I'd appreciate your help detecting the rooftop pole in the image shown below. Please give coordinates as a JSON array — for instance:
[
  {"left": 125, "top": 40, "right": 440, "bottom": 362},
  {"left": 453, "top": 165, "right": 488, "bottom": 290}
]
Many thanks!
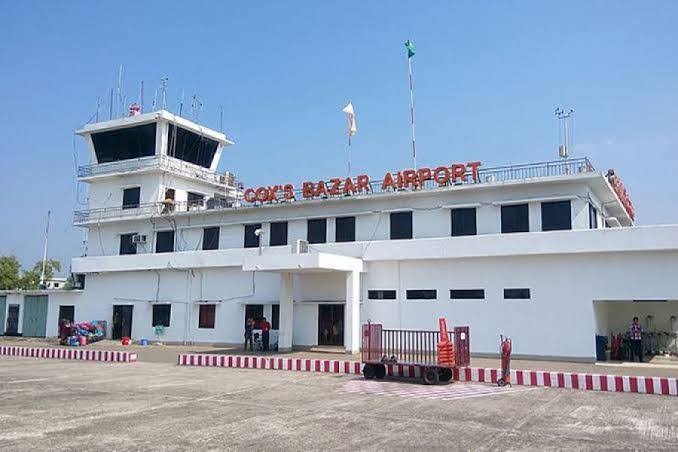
[
  {"left": 405, "top": 40, "right": 417, "bottom": 169},
  {"left": 39, "top": 210, "right": 51, "bottom": 289}
]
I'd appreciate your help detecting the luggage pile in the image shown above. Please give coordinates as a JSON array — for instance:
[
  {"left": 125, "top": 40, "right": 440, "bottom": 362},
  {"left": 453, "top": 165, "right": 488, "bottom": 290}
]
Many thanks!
[{"left": 59, "top": 320, "right": 107, "bottom": 346}]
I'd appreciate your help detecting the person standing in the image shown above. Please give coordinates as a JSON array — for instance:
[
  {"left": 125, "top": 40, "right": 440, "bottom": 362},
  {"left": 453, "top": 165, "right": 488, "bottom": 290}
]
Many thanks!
[
  {"left": 261, "top": 317, "right": 271, "bottom": 352},
  {"left": 628, "top": 316, "right": 643, "bottom": 362},
  {"left": 244, "top": 318, "right": 254, "bottom": 351}
]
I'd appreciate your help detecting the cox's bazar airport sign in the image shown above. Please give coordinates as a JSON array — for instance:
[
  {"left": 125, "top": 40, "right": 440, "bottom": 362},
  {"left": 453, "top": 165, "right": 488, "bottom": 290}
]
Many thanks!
[{"left": 244, "top": 161, "right": 482, "bottom": 203}]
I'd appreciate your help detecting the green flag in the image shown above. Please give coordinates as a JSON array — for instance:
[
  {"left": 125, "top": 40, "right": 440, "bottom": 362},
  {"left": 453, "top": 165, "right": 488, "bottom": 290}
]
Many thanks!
[{"left": 405, "top": 40, "right": 415, "bottom": 58}]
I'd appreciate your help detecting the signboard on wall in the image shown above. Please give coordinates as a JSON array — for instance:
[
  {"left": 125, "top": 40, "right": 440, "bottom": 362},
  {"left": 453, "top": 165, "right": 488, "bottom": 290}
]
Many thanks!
[{"left": 243, "top": 161, "right": 482, "bottom": 204}]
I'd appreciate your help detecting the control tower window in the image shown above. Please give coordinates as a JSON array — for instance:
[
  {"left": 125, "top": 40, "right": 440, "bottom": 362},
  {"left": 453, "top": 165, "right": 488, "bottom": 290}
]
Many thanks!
[
  {"left": 122, "top": 187, "right": 140, "bottom": 209},
  {"left": 167, "top": 124, "right": 218, "bottom": 168},
  {"left": 91, "top": 123, "right": 156, "bottom": 163}
]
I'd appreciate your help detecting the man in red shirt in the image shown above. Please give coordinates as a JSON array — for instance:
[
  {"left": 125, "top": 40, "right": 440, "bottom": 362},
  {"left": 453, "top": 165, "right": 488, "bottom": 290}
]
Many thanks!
[{"left": 261, "top": 317, "right": 271, "bottom": 352}]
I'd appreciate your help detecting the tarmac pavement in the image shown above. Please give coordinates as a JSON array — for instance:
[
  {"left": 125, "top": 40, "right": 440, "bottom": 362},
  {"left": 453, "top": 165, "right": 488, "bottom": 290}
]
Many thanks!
[{"left": 0, "top": 356, "right": 676, "bottom": 450}]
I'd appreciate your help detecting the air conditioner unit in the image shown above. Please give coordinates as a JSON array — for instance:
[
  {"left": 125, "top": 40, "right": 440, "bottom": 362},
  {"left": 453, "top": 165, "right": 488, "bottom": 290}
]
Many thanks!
[
  {"left": 294, "top": 239, "right": 309, "bottom": 254},
  {"left": 132, "top": 234, "right": 147, "bottom": 244}
]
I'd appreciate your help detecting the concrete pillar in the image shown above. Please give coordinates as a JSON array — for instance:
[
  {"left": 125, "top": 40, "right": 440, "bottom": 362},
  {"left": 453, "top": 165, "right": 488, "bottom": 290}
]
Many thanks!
[
  {"left": 344, "top": 270, "right": 361, "bottom": 354},
  {"left": 278, "top": 272, "right": 294, "bottom": 352}
]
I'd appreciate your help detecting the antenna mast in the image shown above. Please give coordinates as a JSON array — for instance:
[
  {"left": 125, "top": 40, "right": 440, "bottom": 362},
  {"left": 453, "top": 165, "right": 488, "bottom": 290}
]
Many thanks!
[
  {"left": 39, "top": 210, "right": 51, "bottom": 289},
  {"left": 160, "top": 76, "right": 169, "bottom": 110},
  {"left": 555, "top": 107, "right": 574, "bottom": 159},
  {"left": 117, "top": 65, "right": 124, "bottom": 118}
]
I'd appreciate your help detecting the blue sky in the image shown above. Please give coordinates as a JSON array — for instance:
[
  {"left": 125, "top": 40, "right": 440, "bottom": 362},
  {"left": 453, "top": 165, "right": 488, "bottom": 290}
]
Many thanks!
[{"left": 1, "top": 1, "right": 677, "bottom": 274}]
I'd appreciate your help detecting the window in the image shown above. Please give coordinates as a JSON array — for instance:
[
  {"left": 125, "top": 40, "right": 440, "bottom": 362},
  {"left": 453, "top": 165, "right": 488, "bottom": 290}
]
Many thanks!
[
  {"left": 187, "top": 192, "right": 205, "bottom": 209},
  {"left": 271, "top": 304, "right": 280, "bottom": 330},
  {"left": 270, "top": 221, "right": 288, "bottom": 246},
  {"left": 244, "top": 223, "right": 261, "bottom": 248},
  {"left": 390, "top": 211, "right": 413, "bottom": 240},
  {"left": 450, "top": 289, "right": 485, "bottom": 300},
  {"left": 406, "top": 289, "right": 437, "bottom": 300},
  {"left": 541, "top": 200, "right": 571, "bottom": 231},
  {"left": 245, "top": 304, "right": 264, "bottom": 326},
  {"left": 501, "top": 204, "right": 529, "bottom": 233},
  {"left": 152, "top": 304, "right": 171, "bottom": 327},
  {"left": 368, "top": 290, "right": 397, "bottom": 300},
  {"left": 198, "top": 304, "right": 216, "bottom": 329},
  {"left": 122, "top": 187, "right": 140, "bottom": 209},
  {"left": 504, "top": 288, "right": 531, "bottom": 299},
  {"left": 203, "top": 227, "right": 220, "bottom": 250},
  {"left": 119, "top": 233, "right": 137, "bottom": 255},
  {"left": 167, "top": 124, "right": 219, "bottom": 168},
  {"left": 307, "top": 218, "right": 327, "bottom": 244},
  {"left": 451, "top": 208, "right": 477, "bottom": 236},
  {"left": 92, "top": 123, "right": 156, "bottom": 163},
  {"left": 589, "top": 203, "right": 598, "bottom": 229},
  {"left": 155, "top": 230, "right": 175, "bottom": 253},
  {"left": 335, "top": 216, "right": 356, "bottom": 242}
]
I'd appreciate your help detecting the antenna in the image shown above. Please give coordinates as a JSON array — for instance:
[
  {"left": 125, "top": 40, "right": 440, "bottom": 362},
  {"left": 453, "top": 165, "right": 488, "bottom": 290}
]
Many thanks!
[
  {"left": 95, "top": 97, "right": 100, "bottom": 123},
  {"left": 160, "top": 76, "right": 169, "bottom": 110},
  {"left": 39, "top": 210, "right": 51, "bottom": 289},
  {"left": 117, "top": 65, "right": 124, "bottom": 118},
  {"left": 219, "top": 105, "right": 224, "bottom": 132},
  {"left": 109, "top": 88, "right": 114, "bottom": 120},
  {"left": 555, "top": 107, "right": 574, "bottom": 159},
  {"left": 140, "top": 80, "right": 144, "bottom": 113},
  {"left": 179, "top": 89, "right": 185, "bottom": 116},
  {"left": 191, "top": 94, "right": 203, "bottom": 121}
]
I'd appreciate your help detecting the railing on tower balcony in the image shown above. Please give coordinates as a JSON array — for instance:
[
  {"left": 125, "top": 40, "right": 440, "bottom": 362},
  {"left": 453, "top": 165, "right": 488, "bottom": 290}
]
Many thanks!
[
  {"left": 72, "top": 158, "right": 594, "bottom": 225},
  {"left": 77, "top": 155, "right": 236, "bottom": 187}
]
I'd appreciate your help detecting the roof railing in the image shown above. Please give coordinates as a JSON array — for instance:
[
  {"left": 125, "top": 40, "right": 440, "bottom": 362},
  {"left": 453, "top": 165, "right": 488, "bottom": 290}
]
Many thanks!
[
  {"left": 73, "top": 158, "right": 595, "bottom": 225},
  {"left": 77, "top": 154, "right": 237, "bottom": 188}
]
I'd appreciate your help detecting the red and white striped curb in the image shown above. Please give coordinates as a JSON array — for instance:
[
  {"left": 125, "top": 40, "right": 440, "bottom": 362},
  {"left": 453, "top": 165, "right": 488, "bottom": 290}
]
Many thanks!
[
  {"left": 177, "top": 354, "right": 678, "bottom": 397},
  {"left": 0, "top": 345, "right": 137, "bottom": 363}
]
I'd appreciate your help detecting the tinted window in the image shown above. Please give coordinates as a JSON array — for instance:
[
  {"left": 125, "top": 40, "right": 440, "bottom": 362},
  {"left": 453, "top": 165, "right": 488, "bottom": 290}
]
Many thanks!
[
  {"left": 155, "top": 231, "right": 175, "bottom": 253},
  {"left": 390, "top": 211, "right": 413, "bottom": 240},
  {"left": 501, "top": 204, "right": 529, "bottom": 233},
  {"left": 451, "top": 208, "right": 477, "bottom": 236},
  {"left": 244, "top": 224, "right": 261, "bottom": 248},
  {"left": 152, "top": 304, "right": 171, "bottom": 327},
  {"left": 541, "top": 200, "right": 571, "bottom": 231},
  {"left": 122, "top": 187, "right": 140, "bottom": 209},
  {"left": 167, "top": 124, "right": 218, "bottom": 169},
  {"left": 270, "top": 222, "right": 288, "bottom": 246},
  {"left": 335, "top": 216, "right": 356, "bottom": 242},
  {"left": 92, "top": 123, "right": 156, "bottom": 163},
  {"left": 450, "top": 289, "right": 485, "bottom": 299},
  {"left": 504, "top": 288, "right": 531, "bottom": 299},
  {"left": 589, "top": 203, "right": 598, "bottom": 229},
  {"left": 198, "top": 305, "right": 216, "bottom": 329},
  {"left": 271, "top": 305, "right": 280, "bottom": 330},
  {"left": 119, "top": 233, "right": 137, "bottom": 255},
  {"left": 406, "top": 289, "right": 437, "bottom": 300},
  {"left": 307, "top": 218, "right": 327, "bottom": 244},
  {"left": 368, "top": 290, "right": 397, "bottom": 300},
  {"left": 187, "top": 192, "right": 205, "bottom": 208},
  {"left": 203, "top": 227, "right": 220, "bottom": 250}
]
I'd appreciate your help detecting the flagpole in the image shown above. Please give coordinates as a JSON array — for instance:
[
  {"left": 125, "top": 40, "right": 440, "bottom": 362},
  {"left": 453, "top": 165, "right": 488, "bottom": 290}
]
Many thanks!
[
  {"left": 407, "top": 54, "right": 417, "bottom": 169},
  {"left": 347, "top": 133, "right": 352, "bottom": 177}
]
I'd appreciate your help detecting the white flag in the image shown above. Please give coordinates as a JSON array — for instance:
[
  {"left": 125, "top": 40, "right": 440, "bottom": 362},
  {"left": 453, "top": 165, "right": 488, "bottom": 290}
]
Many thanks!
[{"left": 342, "top": 101, "right": 357, "bottom": 136}]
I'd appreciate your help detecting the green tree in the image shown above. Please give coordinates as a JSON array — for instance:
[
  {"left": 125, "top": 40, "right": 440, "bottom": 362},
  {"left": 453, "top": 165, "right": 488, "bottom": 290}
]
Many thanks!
[
  {"left": 19, "top": 259, "right": 62, "bottom": 290},
  {"left": 0, "top": 255, "right": 22, "bottom": 290}
]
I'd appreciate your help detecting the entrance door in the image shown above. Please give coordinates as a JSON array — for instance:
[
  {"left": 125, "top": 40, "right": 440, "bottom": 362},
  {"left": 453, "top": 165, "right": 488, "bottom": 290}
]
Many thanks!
[
  {"left": 6, "top": 304, "right": 20, "bottom": 336},
  {"left": 318, "top": 304, "right": 344, "bottom": 346},
  {"left": 22, "top": 295, "right": 48, "bottom": 337},
  {"left": 58, "top": 305, "right": 75, "bottom": 326},
  {"left": 112, "top": 305, "right": 134, "bottom": 339}
]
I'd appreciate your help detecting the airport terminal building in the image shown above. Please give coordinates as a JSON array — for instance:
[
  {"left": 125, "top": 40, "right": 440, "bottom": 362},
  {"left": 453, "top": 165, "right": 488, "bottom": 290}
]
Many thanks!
[{"left": 2, "top": 110, "right": 677, "bottom": 361}]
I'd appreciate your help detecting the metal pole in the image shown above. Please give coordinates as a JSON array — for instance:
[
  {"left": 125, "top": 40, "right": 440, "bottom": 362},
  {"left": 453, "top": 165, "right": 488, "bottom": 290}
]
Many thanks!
[
  {"left": 140, "top": 80, "right": 144, "bottom": 113},
  {"left": 109, "top": 88, "right": 113, "bottom": 120},
  {"left": 39, "top": 210, "right": 51, "bottom": 289},
  {"left": 407, "top": 56, "right": 417, "bottom": 169},
  {"left": 347, "top": 134, "right": 352, "bottom": 177}
]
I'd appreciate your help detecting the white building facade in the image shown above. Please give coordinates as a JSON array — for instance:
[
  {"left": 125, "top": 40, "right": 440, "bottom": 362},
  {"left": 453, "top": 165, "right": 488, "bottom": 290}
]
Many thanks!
[{"left": 8, "top": 110, "right": 675, "bottom": 361}]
